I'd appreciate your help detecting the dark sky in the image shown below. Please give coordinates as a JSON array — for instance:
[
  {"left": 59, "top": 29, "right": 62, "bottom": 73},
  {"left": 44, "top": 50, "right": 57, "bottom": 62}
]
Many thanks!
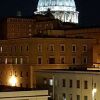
[{"left": 0, "top": 0, "right": 100, "bottom": 26}]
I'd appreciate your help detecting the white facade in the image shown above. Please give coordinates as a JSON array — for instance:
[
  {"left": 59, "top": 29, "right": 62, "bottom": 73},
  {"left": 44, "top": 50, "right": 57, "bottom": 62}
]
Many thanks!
[
  {"left": 0, "top": 90, "right": 48, "bottom": 100},
  {"left": 35, "top": 0, "right": 79, "bottom": 23},
  {"left": 36, "top": 70, "right": 100, "bottom": 100}
]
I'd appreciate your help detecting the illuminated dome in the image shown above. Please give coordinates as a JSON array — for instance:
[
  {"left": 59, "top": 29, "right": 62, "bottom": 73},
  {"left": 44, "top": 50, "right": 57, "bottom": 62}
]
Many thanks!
[{"left": 35, "top": 0, "right": 79, "bottom": 23}]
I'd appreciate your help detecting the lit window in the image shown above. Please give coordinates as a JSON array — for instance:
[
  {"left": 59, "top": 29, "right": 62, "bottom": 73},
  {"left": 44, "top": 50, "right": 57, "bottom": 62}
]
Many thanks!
[
  {"left": 72, "top": 44, "right": 76, "bottom": 52},
  {"left": 5, "top": 58, "right": 7, "bottom": 64},
  {"left": 15, "top": 58, "right": 17, "bottom": 64},
  {"left": 20, "top": 58, "right": 23, "bottom": 64},
  {"left": 0, "top": 46, "right": 2, "bottom": 53},
  {"left": 49, "top": 78, "right": 53, "bottom": 86}
]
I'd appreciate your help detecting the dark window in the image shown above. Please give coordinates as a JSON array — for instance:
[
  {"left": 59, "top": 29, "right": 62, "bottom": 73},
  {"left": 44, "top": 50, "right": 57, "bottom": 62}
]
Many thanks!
[
  {"left": 72, "top": 45, "right": 76, "bottom": 52},
  {"left": 84, "top": 96, "right": 88, "bottom": 100},
  {"left": 72, "top": 57, "right": 76, "bottom": 64},
  {"left": 20, "top": 83, "right": 23, "bottom": 87},
  {"left": 26, "top": 72, "right": 28, "bottom": 77},
  {"left": 49, "top": 44, "right": 54, "bottom": 51},
  {"left": 49, "top": 58, "right": 55, "bottom": 64},
  {"left": 84, "top": 80, "right": 88, "bottom": 89},
  {"left": 38, "top": 57, "right": 42, "bottom": 64},
  {"left": 61, "top": 57, "right": 65, "bottom": 64},
  {"left": 77, "top": 80, "right": 80, "bottom": 88},
  {"left": 83, "top": 57, "right": 87, "bottom": 64},
  {"left": 20, "top": 71, "right": 23, "bottom": 77},
  {"left": 77, "top": 95, "right": 80, "bottom": 100},
  {"left": 62, "top": 79, "right": 66, "bottom": 87},
  {"left": 69, "top": 80, "right": 73, "bottom": 88},
  {"left": 26, "top": 46, "right": 29, "bottom": 51},
  {"left": 21, "top": 46, "right": 22, "bottom": 52},
  {"left": 83, "top": 45, "right": 87, "bottom": 52},
  {"left": 61, "top": 45, "right": 65, "bottom": 52}
]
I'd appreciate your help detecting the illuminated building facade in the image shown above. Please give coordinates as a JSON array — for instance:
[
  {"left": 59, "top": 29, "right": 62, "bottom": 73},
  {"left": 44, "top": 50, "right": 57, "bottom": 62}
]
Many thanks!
[
  {"left": 35, "top": 0, "right": 79, "bottom": 23},
  {"left": 0, "top": 16, "right": 100, "bottom": 90},
  {"left": 36, "top": 69, "right": 99, "bottom": 100}
]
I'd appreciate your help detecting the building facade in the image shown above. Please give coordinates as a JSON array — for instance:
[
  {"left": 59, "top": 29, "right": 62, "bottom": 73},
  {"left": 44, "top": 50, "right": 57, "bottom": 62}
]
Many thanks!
[{"left": 36, "top": 69, "right": 99, "bottom": 100}]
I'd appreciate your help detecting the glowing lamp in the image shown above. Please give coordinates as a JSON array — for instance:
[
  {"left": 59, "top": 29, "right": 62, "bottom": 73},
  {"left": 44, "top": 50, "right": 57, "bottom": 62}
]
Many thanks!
[{"left": 9, "top": 75, "right": 17, "bottom": 86}]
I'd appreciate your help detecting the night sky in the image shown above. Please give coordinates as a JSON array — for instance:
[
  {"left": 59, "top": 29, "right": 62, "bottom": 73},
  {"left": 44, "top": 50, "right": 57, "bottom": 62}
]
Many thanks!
[{"left": 0, "top": 0, "right": 100, "bottom": 26}]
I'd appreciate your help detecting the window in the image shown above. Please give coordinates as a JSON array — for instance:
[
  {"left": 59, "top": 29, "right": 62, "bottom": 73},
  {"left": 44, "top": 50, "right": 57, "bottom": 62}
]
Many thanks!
[
  {"left": 15, "top": 58, "right": 17, "bottom": 64},
  {"left": 72, "top": 44, "right": 76, "bottom": 52},
  {"left": 84, "top": 80, "right": 88, "bottom": 89},
  {"left": 20, "top": 83, "right": 23, "bottom": 87},
  {"left": 62, "top": 79, "right": 66, "bottom": 87},
  {"left": 49, "top": 57, "right": 55, "bottom": 64},
  {"left": 94, "top": 83, "right": 96, "bottom": 88},
  {"left": 69, "top": 94, "right": 72, "bottom": 100},
  {"left": 72, "top": 57, "right": 76, "bottom": 64},
  {"left": 43, "top": 78, "right": 47, "bottom": 85},
  {"left": 38, "top": 57, "right": 42, "bottom": 64},
  {"left": 60, "top": 44, "right": 65, "bottom": 52},
  {"left": 20, "top": 72, "right": 23, "bottom": 77},
  {"left": 49, "top": 44, "right": 54, "bottom": 51},
  {"left": 77, "top": 95, "right": 80, "bottom": 100},
  {"left": 83, "top": 45, "right": 87, "bottom": 52},
  {"left": 0, "top": 58, "right": 2, "bottom": 64},
  {"left": 49, "top": 78, "right": 53, "bottom": 86},
  {"left": 26, "top": 72, "right": 28, "bottom": 77},
  {"left": 5, "top": 58, "right": 7, "bottom": 64},
  {"left": 77, "top": 80, "right": 80, "bottom": 88},
  {"left": 20, "top": 46, "right": 22, "bottom": 52},
  {"left": 38, "top": 44, "right": 42, "bottom": 52},
  {"left": 0, "top": 46, "right": 2, "bottom": 53},
  {"left": 83, "top": 57, "right": 87, "bottom": 64},
  {"left": 60, "top": 56, "right": 65, "bottom": 64},
  {"left": 62, "top": 93, "right": 66, "bottom": 100},
  {"left": 15, "top": 71, "right": 17, "bottom": 77},
  {"left": 84, "top": 96, "right": 88, "bottom": 100},
  {"left": 26, "top": 46, "right": 29, "bottom": 51},
  {"left": 69, "top": 80, "right": 73, "bottom": 88},
  {"left": 20, "top": 58, "right": 23, "bottom": 64}
]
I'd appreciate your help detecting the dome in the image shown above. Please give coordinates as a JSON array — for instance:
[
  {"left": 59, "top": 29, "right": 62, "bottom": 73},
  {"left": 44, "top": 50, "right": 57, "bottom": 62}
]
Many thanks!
[{"left": 35, "top": 0, "right": 79, "bottom": 23}]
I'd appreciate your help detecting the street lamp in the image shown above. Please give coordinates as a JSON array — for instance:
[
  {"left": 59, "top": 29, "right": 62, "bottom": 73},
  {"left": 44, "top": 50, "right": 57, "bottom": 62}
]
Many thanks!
[
  {"left": 92, "top": 88, "right": 97, "bottom": 100},
  {"left": 9, "top": 75, "right": 17, "bottom": 86}
]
